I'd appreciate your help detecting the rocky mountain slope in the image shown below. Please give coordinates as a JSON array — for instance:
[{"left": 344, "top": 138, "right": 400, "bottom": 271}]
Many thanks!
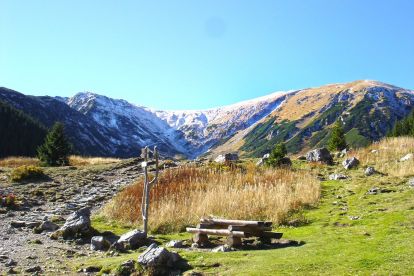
[
  {"left": 212, "top": 80, "right": 414, "bottom": 157},
  {"left": 1, "top": 80, "right": 413, "bottom": 158}
]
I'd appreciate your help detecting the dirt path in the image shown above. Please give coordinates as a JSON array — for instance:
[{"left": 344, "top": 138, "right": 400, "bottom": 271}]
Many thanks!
[{"left": 0, "top": 159, "right": 144, "bottom": 275}]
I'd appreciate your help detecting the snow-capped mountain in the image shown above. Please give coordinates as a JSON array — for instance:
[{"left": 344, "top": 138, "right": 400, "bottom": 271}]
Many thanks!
[
  {"left": 67, "top": 92, "right": 190, "bottom": 157},
  {"left": 1, "top": 80, "right": 413, "bottom": 159},
  {"left": 153, "top": 91, "right": 290, "bottom": 156}
]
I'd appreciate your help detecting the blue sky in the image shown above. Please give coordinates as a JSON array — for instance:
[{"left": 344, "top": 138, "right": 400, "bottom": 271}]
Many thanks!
[{"left": 1, "top": 1, "right": 413, "bottom": 110}]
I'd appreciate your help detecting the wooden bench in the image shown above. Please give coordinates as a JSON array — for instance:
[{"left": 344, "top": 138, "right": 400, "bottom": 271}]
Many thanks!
[{"left": 186, "top": 218, "right": 283, "bottom": 247}]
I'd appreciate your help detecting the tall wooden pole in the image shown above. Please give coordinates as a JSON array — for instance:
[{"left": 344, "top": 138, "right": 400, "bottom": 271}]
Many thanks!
[{"left": 141, "top": 146, "right": 158, "bottom": 236}]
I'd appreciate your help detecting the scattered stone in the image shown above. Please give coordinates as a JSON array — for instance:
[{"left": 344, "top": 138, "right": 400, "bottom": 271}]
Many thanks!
[
  {"left": 408, "top": 178, "right": 414, "bottom": 188},
  {"left": 115, "top": 229, "right": 147, "bottom": 249},
  {"left": 365, "top": 167, "right": 376, "bottom": 176},
  {"left": 25, "top": 221, "right": 41, "bottom": 229},
  {"left": 306, "top": 148, "right": 333, "bottom": 165},
  {"left": 342, "top": 157, "right": 359, "bottom": 170},
  {"left": 349, "top": 216, "right": 360, "bottom": 220},
  {"left": 212, "top": 244, "right": 232, "bottom": 252},
  {"left": 166, "top": 240, "right": 184, "bottom": 248},
  {"left": 10, "top": 220, "right": 26, "bottom": 228},
  {"left": 90, "top": 236, "right": 111, "bottom": 251},
  {"left": 367, "top": 187, "right": 380, "bottom": 195},
  {"left": 5, "top": 259, "right": 17, "bottom": 267},
  {"left": 400, "top": 153, "right": 413, "bottom": 162},
  {"left": 329, "top": 174, "right": 348, "bottom": 180},
  {"left": 138, "top": 243, "right": 183, "bottom": 274},
  {"left": 214, "top": 153, "right": 239, "bottom": 164},
  {"left": 59, "top": 207, "right": 91, "bottom": 238},
  {"left": 25, "top": 265, "right": 42, "bottom": 273},
  {"left": 81, "top": 266, "right": 101, "bottom": 273},
  {"left": 40, "top": 220, "right": 59, "bottom": 232}
]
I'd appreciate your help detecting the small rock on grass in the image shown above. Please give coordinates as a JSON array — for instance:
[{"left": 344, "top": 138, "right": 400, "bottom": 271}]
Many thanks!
[
  {"left": 25, "top": 265, "right": 42, "bottom": 273},
  {"left": 329, "top": 174, "right": 348, "bottom": 180},
  {"left": 342, "top": 157, "right": 359, "bottom": 170},
  {"left": 166, "top": 240, "right": 184, "bottom": 248},
  {"left": 365, "top": 167, "right": 376, "bottom": 176},
  {"left": 90, "top": 236, "right": 111, "bottom": 251}
]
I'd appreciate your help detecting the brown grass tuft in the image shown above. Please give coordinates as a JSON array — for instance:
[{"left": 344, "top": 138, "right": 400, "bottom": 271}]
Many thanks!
[
  {"left": 68, "top": 155, "right": 121, "bottom": 166},
  {"left": 102, "top": 164, "right": 320, "bottom": 233},
  {"left": 351, "top": 137, "right": 414, "bottom": 177},
  {"left": 0, "top": 157, "right": 40, "bottom": 168}
]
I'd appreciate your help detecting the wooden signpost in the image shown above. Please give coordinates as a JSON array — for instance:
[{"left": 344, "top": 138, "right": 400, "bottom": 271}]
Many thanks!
[{"left": 141, "top": 146, "right": 159, "bottom": 237}]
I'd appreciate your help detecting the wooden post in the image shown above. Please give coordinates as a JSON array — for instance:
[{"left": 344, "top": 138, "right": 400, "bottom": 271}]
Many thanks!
[{"left": 141, "top": 146, "right": 159, "bottom": 237}]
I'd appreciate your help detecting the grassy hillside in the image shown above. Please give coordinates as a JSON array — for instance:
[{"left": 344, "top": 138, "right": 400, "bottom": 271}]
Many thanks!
[
  {"left": 71, "top": 137, "right": 414, "bottom": 275},
  {"left": 214, "top": 80, "right": 414, "bottom": 157}
]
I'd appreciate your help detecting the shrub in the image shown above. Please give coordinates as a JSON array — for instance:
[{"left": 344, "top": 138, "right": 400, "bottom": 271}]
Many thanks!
[
  {"left": 265, "top": 143, "right": 288, "bottom": 167},
  {"left": 0, "top": 193, "right": 16, "bottom": 207},
  {"left": 10, "top": 165, "right": 45, "bottom": 182}
]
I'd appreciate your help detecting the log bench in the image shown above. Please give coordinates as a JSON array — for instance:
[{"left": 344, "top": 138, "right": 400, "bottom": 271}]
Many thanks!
[{"left": 186, "top": 218, "right": 283, "bottom": 247}]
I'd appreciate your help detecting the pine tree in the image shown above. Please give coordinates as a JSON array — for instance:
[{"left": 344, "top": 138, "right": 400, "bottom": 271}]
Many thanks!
[
  {"left": 37, "top": 122, "right": 72, "bottom": 166},
  {"left": 328, "top": 120, "right": 347, "bottom": 151},
  {"left": 388, "top": 110, "right": 414, "bottom": 137},
  {"left": 265, "top": 142, "right": 288, "bottom": 167}
]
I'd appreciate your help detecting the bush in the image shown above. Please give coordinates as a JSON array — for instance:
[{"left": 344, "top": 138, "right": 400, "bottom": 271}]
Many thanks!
[
  {"left": 0, "top": 193, "right": 16, "bottom": 207},
  {"left": 37, "top": 122, "right": 72, "bottom": 166},
  {"left": 265, "top": 143, "right": 288, "bottom": 167},
  {"left": 9, "top": 165, "right": 45, "bottom": 182}
]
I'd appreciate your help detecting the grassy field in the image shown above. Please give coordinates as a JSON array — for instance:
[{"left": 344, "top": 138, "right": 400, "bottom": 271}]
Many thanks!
[
  {"left": 71, "top": 137, "right": 414, "bottom": 275},
  {"left": 101, "top": 164, "right": 319, "bottom": 233}
]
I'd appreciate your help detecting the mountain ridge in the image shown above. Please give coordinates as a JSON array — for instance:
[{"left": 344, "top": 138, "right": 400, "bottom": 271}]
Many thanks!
[{"left": 0, "top": 80, "right": 413, "bottom": 159}]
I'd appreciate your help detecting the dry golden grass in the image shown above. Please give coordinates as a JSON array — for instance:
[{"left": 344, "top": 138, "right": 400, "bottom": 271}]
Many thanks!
[
  {"left": 102, "top": 163, "right": 320, "bottom": 233},
  {"left": 68, "top": 155, "right": 121, "bottom": 166},
  {"left": 0, "top": 157, "right": 40, "bottom": 168},
  {"left": 351, "top": 137, "right": 414, "bottom": 177}
]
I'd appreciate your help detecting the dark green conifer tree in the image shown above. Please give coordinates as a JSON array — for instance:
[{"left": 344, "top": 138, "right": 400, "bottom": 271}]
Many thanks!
[
  {"left": 37, "top": 122, "right": 72, "bottom": 166},
  {"left": 328, "top": 120, "right": 347, "bottom": 151},
  {"left": 265, "top": 142, "right": 288, "bottom": 167}
]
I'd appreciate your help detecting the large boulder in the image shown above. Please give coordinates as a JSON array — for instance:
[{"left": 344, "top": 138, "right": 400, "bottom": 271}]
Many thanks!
[
  {"left": 342, "top": 157, "right": 359, "bottom": 170},
  {"left": 138, "top": 243, "right": 183, "bottom": 274},
  {"left": 214, "top": 153, "right": 239, "bottom": 164},
  {"left": 306, "top": 148, "right": 333, "bottom": 165},
  {"left": 60, "top": 207, "right": 91, "bottom": 238},
  {"left": 115, "top": 229, "right": 147, "bottom": 250}
]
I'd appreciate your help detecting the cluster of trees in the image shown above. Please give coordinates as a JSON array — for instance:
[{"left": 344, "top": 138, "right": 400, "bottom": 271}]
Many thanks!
[
  {"left": 0, "top": 100, "right": 72, "bottom": 166},
  {"left": 388, "top": 110, "right": 414, "bottom": 137},
  {"left": 0, "top": 100, "right": 47, "bottom": 158}
]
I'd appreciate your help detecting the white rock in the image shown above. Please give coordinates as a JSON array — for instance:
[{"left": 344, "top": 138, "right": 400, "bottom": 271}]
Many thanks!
[{"left": 400, "top": 153, "right": 413, "bottom": 162}]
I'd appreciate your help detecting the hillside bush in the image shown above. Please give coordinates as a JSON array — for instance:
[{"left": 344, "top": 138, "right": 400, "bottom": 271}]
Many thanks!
[{"left": 10, "top": 165, "right": 45, "bottom": 182}]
